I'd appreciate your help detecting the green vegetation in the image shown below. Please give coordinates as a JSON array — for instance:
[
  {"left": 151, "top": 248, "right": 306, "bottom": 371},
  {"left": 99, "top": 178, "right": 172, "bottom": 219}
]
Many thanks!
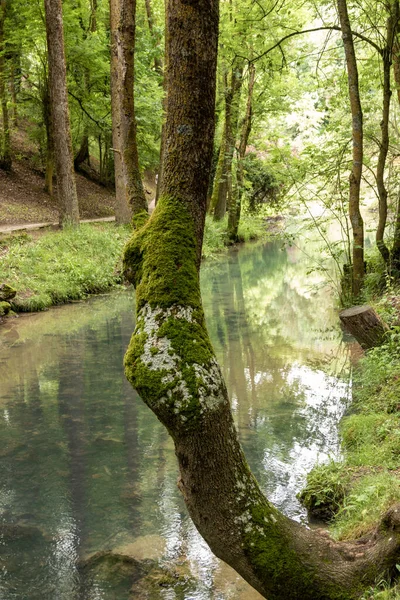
[
  {"left": 300, "top": 279, "right": 400, "bottom": 596},
  {"left": 0, "top": 213, "right": 271, "bottom": 314},
  {"left": 0, "top": 224, "right": 131, "bottom": 312}
]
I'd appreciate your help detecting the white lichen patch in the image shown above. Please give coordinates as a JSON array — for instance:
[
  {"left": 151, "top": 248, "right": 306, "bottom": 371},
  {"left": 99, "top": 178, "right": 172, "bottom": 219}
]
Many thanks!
[{"left": 136, "top": 303, "right": 225, "bottom": 421}]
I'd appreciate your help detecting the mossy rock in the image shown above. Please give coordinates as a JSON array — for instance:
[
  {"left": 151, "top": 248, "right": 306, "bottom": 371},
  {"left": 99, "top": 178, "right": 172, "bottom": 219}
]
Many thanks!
[
  {"left": 298, "top": 463, "right": 349, "bottom": 522},
  {"left": 129, "top": 562, "right": 197, "bottom": 599},
  {"left": 0, "top": 301, "right": 11, "bottom": 316},
  {"left": 0, "top": 283, "right": 16, "bottom": 301},
  {"left": 78, "top": 550, "right": 152, "bottom": 587}
]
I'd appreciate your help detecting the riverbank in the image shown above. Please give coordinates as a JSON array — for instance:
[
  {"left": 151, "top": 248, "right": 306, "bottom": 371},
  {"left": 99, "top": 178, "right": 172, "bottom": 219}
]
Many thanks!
[
  {"left": 0, "top": 213, "right": 271, "bottom": 316},
  {"left": 300, "top": 291, "right": 400, "bottom": 599}
]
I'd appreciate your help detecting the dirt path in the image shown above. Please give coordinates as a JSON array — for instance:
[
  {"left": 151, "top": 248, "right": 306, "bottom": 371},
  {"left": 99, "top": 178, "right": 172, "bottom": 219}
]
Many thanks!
[{"left": 0, "top": 216, "right": 116, "bottom": 235}]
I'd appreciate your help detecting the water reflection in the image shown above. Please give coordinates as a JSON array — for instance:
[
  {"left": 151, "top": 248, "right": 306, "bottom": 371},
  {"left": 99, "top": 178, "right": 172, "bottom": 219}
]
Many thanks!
[{"left": 0, "top": 238, "right": 350, "bottom": 599}]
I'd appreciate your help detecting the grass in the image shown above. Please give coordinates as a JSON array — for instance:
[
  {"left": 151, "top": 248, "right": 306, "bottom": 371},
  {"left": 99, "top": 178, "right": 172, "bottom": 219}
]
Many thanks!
[
  {"left": 299, "top": 272, "right": 400, "bottom": 596},
  {"left": 0, "top": 224, "right": 131, "bottom": 312},
  {"left": 0, "top": 212, "right": 271, "bottom": 313}
]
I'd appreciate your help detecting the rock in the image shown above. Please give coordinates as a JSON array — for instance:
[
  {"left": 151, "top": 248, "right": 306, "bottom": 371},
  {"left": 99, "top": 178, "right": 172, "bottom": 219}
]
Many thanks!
[
  {"left": 112, "top": 535, "right": 166, "bottom": 561},
  {"left": 0, "top": 301, "right": 11, "bottom": 316},
  {"left": 0, "top": 283, "right": 16, "bottom": 301},
  {"left": 79, "top": 550, "right": 150, "bottom": 584},
  {"left": 129, "top": 562, "right": 197, "bottom": 599}
]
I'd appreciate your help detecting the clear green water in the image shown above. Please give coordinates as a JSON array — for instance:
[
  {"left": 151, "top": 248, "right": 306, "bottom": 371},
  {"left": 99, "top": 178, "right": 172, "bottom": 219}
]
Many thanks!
[{"left": 0, "top": 239, "right": 350, "bottom": 600}]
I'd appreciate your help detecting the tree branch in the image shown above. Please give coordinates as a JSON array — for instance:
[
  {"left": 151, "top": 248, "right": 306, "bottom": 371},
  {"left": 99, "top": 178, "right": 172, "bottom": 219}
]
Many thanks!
[{"left": 247, "top": 25, "right": 382, "bottom": 64}]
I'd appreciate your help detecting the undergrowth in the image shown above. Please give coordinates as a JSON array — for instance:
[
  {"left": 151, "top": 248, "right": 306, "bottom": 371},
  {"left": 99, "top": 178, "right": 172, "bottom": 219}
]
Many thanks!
[
  {"left": 0, "top": 212, "right": 270, "bottom": 313},
  {"left": 202, "top": 213, "right": 269, "bottom": 260},
  {"left": 0, "top": 224, "right": 131, "bottom": 312}
]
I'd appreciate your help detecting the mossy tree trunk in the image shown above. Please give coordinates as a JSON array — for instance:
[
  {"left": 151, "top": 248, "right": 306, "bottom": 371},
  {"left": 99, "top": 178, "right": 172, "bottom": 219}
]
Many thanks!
[
  {"left": 337, "top": 0, "right": 364, "bottom": 298},
  {"left": 44, "top": 0, "right": 80, "bottom": 227},
  {"left": 123, "top": 1, "right": 400, "bottom": 598},
  {"left": 110, "top": 0, "right": 148, "bottom": 224}
]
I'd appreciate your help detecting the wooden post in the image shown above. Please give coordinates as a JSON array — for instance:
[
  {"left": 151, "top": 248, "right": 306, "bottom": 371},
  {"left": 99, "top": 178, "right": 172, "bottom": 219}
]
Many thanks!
[{"left": 339, "top": 305, "right": 389, "bottom": 350}]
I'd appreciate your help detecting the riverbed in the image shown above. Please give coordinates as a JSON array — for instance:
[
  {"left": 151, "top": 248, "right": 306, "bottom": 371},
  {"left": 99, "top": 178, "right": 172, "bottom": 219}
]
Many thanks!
[{"left": 0, "top": 238, "right": 351, "bottom": 599}]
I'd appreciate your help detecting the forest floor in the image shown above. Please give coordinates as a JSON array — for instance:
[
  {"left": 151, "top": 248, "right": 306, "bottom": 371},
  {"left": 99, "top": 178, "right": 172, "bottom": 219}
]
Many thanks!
[{"left": 0, "top": 122, "right": 156, "bottom": 228}]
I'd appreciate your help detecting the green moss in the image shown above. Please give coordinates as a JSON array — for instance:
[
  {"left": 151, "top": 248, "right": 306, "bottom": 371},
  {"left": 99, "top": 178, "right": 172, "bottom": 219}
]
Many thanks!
[
  {"left": 0, "top": 301, "right": 11, "bottom": 316},
  {"left": 123, "top": 195, "right": 201, "bottom": 311}
]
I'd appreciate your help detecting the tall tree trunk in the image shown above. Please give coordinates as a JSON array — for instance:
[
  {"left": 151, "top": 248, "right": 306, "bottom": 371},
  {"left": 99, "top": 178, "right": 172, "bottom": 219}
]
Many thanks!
[
  {"left": 123, "top": 1, "right": 400, "bottom": 598},
  {"left": 144, "top": 0, "right": 163, "bottom": 74},
  {"left": 211, "top": 61, "right": 244, "bottom": 221},
  {"left": 228, "top": 63, "right": 255, "bottom": 243},
  {"left": 9, "top": 52, "right": 18, "bottom": 127},
  {"left": 337, "top": 0, "right": 364, "bottom": 298},
  {"left": 155, "top": 3, "right": 168, "bottom": 206},
  {"left": 43, "top": 80, "right": 54, "bottom": 197},
  {"left": 110, "top": 0, "right": 148, "bottom": 224},
  {"left": 391, "top": 28, "right": 400, "bottom": 271},
  {"left": 376, "top": 4, "right": 398, "bottom": 265},
  {"left": 0, "top": 0, "right": 11, "bottom": 171},
  {"left": 74, "top": 0, "right": 98, "bottom": 171},
  {"left": 44, "top": 0, "right": 80, "bottom": 227}
]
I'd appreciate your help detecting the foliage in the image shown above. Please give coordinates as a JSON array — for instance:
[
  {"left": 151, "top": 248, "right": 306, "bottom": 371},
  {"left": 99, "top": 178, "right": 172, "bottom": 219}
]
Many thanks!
[
  {"left": 242, "top": 153, "right": 281, "bottom": 213},
  {"left": 202, "top": 212, "right": 271, "bottom": 260},
  {"left": 298, "top": 461, "right": 349, "bottom": 521}
]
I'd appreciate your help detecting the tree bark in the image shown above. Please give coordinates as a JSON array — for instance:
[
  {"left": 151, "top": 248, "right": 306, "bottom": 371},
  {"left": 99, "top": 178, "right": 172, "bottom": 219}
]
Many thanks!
[
  {"left": 340, "top": 305, "right": 389, "bottom": 349},
  {"left": 44, "top": 0, "right": 80, "bottom": 227},
  {"left": 228, "top": 63, "right": 255, "bottom": 243},
  {"left": 337, "top": 0, "right": 364, "bottom": 298},
  {"left": 123, "top": 1, "right": 400, "bottom": 598},
  {"left": 211, "top": 61, "right": 244, "bottom": 221},
  {"left": 376, "top": 3, "right": 399, "bottom": 265},
  {"left": 43, "top": 80, "right": 54, "bottom": 197},
  {"left": 0, "top": 0, "right": 11, "bottom": 171},
  {"left": 389, "top": 16, "right": 400, "bottom": 272},
  {"left": 110, "top": 0, "right": 148, "bottom": 224},
  {"left": 144, "top": 0, "right": 163, "bottom": 74}
]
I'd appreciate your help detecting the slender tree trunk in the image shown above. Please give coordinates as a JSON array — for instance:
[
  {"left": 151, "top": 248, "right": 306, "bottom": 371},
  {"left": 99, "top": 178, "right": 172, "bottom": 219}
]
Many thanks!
[
  {"left": 376, "top": 4, "right": 398, "bottom": 265},
  {"left": 212, "top": 61, "right": 244, "bottom": 221},
  {"left": 144, "top": 0, "right": 163, "bottom": 74},
  {"left": 155, "top": 3, "right": 168, "bottom": 206},
  {"left": 44, "top": 0, "right": 80, "bottom": 227},
  {"left": 337, "top": 0, "right": 364, "bottom": 297},
  {"left": 228, "top": 63, "right": 255, "bottom": 243},
  {"left": 392, "top": 32, "right": 400, "bottom": 271},
  {"left": 9, "top": 54, "right": 18, "bottom": 127},
  {"left": 0, "top": 0, "right": 11, "bottom": 171},
  {"left": 43, "top": 80, "right": 54, "bottom": 197},
  {"left": 110, "top": 0, "right": 148, "bottom": 224},
  {"left": 123, "top": 1, "right": 400, "bottom": 598}
]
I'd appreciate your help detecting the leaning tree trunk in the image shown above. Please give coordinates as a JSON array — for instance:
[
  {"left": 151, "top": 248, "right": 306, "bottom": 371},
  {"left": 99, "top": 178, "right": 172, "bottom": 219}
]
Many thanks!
[
  {"left": 110, "top": 0, "right": 148, "bottom": 224},
  {"left": 44, "top": 0, "right": 79, "bottom": 227},
  {"left": 337, "top": 0, "right": 364, "bottom": 298},
  {"left": 123, "top": 1, "right": 400, "bottom": 599},
  {"left": 375, "top": 4, "right": 398, "bottom": 265}
]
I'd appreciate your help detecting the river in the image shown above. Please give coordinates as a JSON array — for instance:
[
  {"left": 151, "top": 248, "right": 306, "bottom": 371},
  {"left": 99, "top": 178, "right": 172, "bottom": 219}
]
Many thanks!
[{"left": 0, "top": 238, "right": 351, "bottom": 599}]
